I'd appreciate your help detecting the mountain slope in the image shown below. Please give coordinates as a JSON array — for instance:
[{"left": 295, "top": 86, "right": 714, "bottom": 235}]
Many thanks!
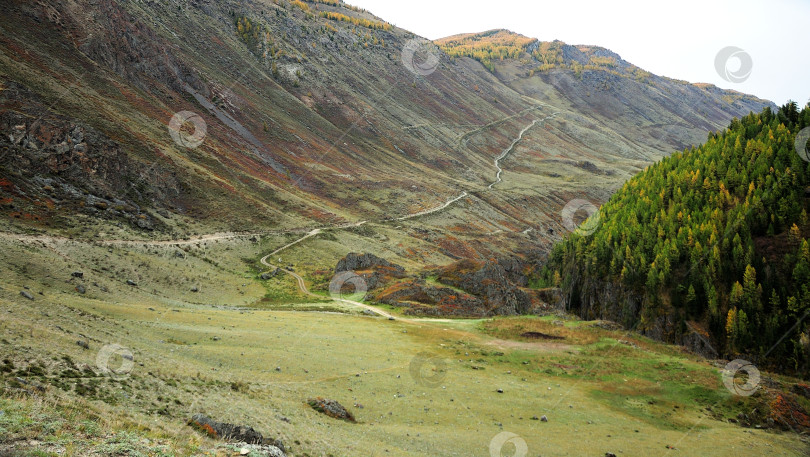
[
  {"left": 0, "top": 4, "right": 771, "bottom": 264},
  {"left": 538, "top": 102, "right": 810, "bottom": 377}
]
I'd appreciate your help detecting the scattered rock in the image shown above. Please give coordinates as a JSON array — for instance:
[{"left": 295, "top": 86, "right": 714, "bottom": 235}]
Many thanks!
[
  {"left": 224, "top": 442, "right": 285, "bottom": 457},
  {"left": 71, "top": 271, "right": 84, "bottom": 278},
  {"left": 190, "top": 286, "right": 199, "bottom": 292},
  {"left": 19, "top": 290, "right": 34, "bottom": 300},
  {"left": 75, "top": 285, "right": 86, "bottom": 294},
  {"left": 76, "top": 341, "right": 89, "bottom": 350},
  {"left": 212, "top": 337, "right": 221, "bottom": 341},
  {"left": 126, "top": 280, "right": 137, "bottom": 286},
  {"left": 307, "top": 397, "right": 355, "bottom": 422},
  {"left": 540, "top": 415, "right": 548, "bottom": 422}
]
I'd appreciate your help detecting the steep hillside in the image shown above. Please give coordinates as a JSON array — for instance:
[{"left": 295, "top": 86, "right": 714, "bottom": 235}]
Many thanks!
[
  {"left": 538, "top": 102, "right": 810, "bottom": 377},
  {"left": 0, "top": 4, "right": 770, "bottom": 264}
]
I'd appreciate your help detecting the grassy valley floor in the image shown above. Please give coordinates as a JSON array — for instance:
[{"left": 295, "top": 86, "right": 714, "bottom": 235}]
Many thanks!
[{"left": 0, "top": 234, "right": 808, "bottom": 456}]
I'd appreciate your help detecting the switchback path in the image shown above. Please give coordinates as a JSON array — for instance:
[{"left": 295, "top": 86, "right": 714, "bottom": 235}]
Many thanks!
[
  {"left": 258, "top": 114, "right": 560, "bottom": 314},
  {"left": 488, "top": 112, "right": 559, "bottom": 189}
]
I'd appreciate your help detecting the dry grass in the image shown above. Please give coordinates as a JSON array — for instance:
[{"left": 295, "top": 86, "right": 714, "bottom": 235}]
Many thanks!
[
  {"left": 483, "top": 316, "right": 602, "bottom": 345},
  {"left": 0, "top": 237, "right": 808, "bottom": 456}
]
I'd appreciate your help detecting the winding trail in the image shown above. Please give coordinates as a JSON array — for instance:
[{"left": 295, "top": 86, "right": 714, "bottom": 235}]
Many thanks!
[
  {"left": 1, "top": 110, "right": 559, "bottom": 317},
  {"left": 488, "top": 112, "right": 559, "bottom": 189},
  {"left": 258, "top": 112, "right": 561, "bottom": 314},
  {"left": 392, "top": 191, "right": 469, "bottom": 222}
]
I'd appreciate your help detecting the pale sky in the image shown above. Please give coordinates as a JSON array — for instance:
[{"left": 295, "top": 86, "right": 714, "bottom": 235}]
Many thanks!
[{"left": 346, "top": 0, "right": 809, "bottom": 106}]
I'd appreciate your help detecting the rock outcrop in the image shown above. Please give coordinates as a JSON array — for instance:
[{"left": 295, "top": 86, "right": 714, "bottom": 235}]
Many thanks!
[
  {"left": 375, "top": 279, "right": 484, "bottom": 316},
  {"left": 436, "top": 259, "right": 532, "bottom": 315},
  {"left": 375, "top": 256, "right": 543, "bottom": 317},
  {"left": 334, "top": 253, "right": 406, "bottom": 290},
  {"left": 189, "top": 414, "right": 285, "bottom": 452}
]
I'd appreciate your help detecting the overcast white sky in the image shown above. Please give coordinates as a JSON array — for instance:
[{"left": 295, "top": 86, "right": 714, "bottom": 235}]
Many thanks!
[{"left": 346, "top": 0, "right": 808, "bottom": 106}]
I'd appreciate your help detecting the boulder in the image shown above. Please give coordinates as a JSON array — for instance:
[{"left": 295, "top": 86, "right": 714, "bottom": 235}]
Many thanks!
[
  {"left": 75, "top": 284, "right": 86, "bottom": 294},
  {"left": 19, "top": 290, "right": 34, "bottom": 300},
  {"left": 307, "top": 397, "right": 355, "bottom": 422},
  {"left": 126, "top": 279, "right": 137, "bottom": 286},
  {"left": 189, "top": 414, "right": 269, "bottom": 445},
  {"left": 72, "top": 271, "right": 84, "bottom": 278}
]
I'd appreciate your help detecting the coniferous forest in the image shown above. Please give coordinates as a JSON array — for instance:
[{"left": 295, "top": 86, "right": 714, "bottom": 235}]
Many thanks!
[{"left": 540, "top": 102, "right": 810, "bottom": 377}]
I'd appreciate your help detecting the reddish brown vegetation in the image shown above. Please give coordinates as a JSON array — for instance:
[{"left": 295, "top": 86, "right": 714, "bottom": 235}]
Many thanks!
[{"left": 769, "top": 393, "right": 810, "bottom": 430}]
